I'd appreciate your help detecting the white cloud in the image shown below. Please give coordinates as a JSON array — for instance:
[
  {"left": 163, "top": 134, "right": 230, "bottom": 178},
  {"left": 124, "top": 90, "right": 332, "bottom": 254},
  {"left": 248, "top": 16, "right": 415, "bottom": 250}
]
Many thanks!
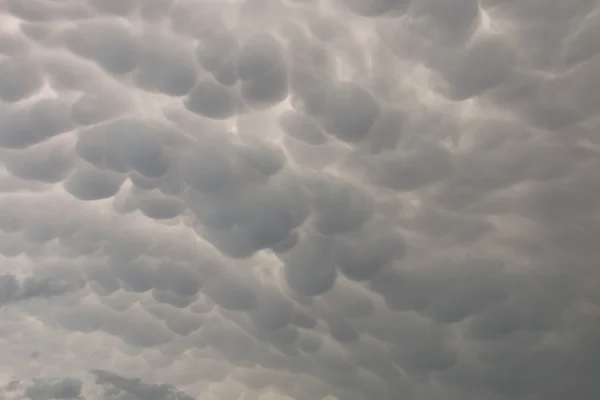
[{"left": 1, "top": 0, "right": 600, "bottom": 399}]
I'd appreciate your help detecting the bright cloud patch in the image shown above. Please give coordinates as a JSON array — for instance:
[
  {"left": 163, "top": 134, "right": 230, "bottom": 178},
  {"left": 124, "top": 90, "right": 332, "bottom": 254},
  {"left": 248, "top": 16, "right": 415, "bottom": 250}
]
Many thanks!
[{"left": 1, "top": 0, "right": 600, "bottom": 399}]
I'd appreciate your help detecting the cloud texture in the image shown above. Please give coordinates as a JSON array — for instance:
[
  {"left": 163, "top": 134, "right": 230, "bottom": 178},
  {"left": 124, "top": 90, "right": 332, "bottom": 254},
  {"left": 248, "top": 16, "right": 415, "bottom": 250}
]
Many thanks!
[{"left": 1, "top": 0, "right": 600, "bottom": 399}]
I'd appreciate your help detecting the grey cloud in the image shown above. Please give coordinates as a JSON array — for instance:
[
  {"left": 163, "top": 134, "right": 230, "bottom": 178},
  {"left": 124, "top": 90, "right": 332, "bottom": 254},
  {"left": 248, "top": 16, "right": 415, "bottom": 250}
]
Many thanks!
[
  {"left": 1, "top": 0, "right": 600, "bottom": 399},
  {"left": 138, "top": 0, "right": 172, "bottom": 22},
  {"left": 213, "top": 59, "right": 239, "bottom": 87},
  {"left": 195, "top": 31, "right": 239, "bottom": 72},
  {"left": 62, "top": 19, "right": 140, "bottom": 75},
  {"left": 435, "top": 34, "right": 517, "bottom": 101},
  {"left": 132, "top": 32, "right": 198, "bottom": 97},
  {"left": 150, "top": 288, "right": 197, "bottom": 309},
  {"left": 326, "top": 316, "right": 359, "bottom": 343},
  {"left": 93, "top": 370, "right": 196, "bottom": 400},
  {"left": 71, "top": 91, "right": 129, "bottom": 126},
  {"left": 0, "top": 30, "right": 31, "bottom": 56},
  {"left": 6, "top": 0, "right": 89, "bottom": 22},
  {"left": 64, "top": 162, "right": 125, "bottom": 201},
  {"left": 0, "top": 56, "right": 43, "bottom": 102},
  {"left": 168, "top": 0, "right": 230, "bottom": 39},
  {"left": 0, "top": 273, "right": 75, "bottom": 306},
  {"left": 184, "top": 79, "right": 239, "bottom": 120},
  {"left": 76, "top": 117, "right": 170, "bottom": 178},
  {"left": 136, "top": 190, "right": 185, "bottom": 220},
  {"left": 236, "top": 34, "right": 289, "bottom": 109},
  {"left": 87, "top": 0, "right": 135, "bottom": 16},
  {"left": 341, "top": 0, "right": 411, "bottom": 17},
  {"left": 364, "top": 106, "right": 405, "bottom": 154},
  {"left": 279, "top": 110, "right": 327, "bottom": 146},
  {"left": 236, "top": 34, "right": 284, "bottom": 82},
  {"left": 0, "top": 98, "right": 74, "bottom": 149},
  {"left": 83, "top": 262, "right": 121, "bottom": 296},
  {"left": 411, "top": 0, "right": 481, "bottom": 45},
  {"left": 320, "top": 81, "right": 381, "bottom": 143},
  {"left": 561, "top": 8, "right": 600, "bottom": 67},
  {"left": 281, "top": 231, "right": 338, "bottom": 296},
  {"left": 250, "top": 285, "right": 293, "bottom": 331},
  {"left": 240, "top": 62, "right": 288, "bottom": 109},
  {"left": 204, "top": 272, "right": 258, "bottom": 312},
  {"left": 42, "top": 54, "right": 101, "bottom": 93},
  {"left": 341, "top": 139, "right": 454, "bottom": 194},
  {"left": 201, "top": 319, "right": 257, "bottom": 365},
  {"left": 306, "top": 173, "right": 373, "bottom": 235},
  {"left": 153, "top": 262, "right": 201, "bottom": 298},
  {"left": 24, "top": 378, "right": 82, "bottom": 400},
  {"left": 144, "top": 305, "right": 202, "bottom": 337},
  {"left": 55, "top": 300, "right": 174, "bottom": 348},
  {"left": 2, "top": 138, "right": 77, "bottom": 183},
  {"left": 335, "top": 219, "right": 405, "bottom": 281},
  {"left": 108, "top": 256, "right": 157, "bottom": 294},
  {"left": 180, "top": 137, "right": 244, "bottom": 194},
  {"left": 289, "top": 66, "right": 334, "bottom": 117}
]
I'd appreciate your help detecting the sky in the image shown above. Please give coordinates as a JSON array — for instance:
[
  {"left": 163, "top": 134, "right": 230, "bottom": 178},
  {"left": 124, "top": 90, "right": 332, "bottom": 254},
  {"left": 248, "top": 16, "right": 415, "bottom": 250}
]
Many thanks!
[{"left": 0, "top": 0, "right": 599, "bottom": 399}]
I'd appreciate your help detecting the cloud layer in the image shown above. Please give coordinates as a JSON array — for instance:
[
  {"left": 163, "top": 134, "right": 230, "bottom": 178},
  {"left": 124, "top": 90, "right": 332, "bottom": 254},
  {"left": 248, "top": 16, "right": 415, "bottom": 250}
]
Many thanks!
[{"left": 1, "top": 0, "right": 600, "bottom": 399}]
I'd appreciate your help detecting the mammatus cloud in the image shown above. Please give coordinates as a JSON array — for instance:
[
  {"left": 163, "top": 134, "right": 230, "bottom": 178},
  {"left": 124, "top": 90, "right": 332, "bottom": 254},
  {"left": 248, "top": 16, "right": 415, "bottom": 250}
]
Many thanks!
[{"left": 1, "top": 0, "right": 600, "bottom": 399}]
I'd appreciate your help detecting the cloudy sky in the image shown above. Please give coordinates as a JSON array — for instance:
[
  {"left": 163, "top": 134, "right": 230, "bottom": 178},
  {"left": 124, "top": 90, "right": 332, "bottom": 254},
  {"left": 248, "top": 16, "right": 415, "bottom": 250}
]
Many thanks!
[{"left": 0, "top": 0, "right": 599, "bottom": 399}]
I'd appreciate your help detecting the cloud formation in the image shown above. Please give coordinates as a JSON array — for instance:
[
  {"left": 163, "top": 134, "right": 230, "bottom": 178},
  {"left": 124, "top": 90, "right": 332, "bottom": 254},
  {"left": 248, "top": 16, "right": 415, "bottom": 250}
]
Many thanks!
[
  {"left": 1, "top": 0, "right": 600, "bottom": 399},
  {"left": 0, "top": 273, "right": 76, "bottom": 306}
]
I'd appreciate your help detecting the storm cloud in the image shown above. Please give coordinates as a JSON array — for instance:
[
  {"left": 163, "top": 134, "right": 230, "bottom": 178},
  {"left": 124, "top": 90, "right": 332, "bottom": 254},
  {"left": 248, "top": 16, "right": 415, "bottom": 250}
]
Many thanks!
[{"left": 1, "top": 0, "right": 600, "bottom": 399}]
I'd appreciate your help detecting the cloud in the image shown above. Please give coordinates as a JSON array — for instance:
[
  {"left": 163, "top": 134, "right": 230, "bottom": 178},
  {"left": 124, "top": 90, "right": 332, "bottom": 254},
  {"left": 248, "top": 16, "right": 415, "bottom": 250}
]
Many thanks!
[
  {"left": 0, "top": 274, "right": 77, "bottom": 306},
  {"left": 92, "top": 369, "right": 197, "bottom": 400},
  {"left": 24, "top": 378, "right": 83, "bottom": 400},
  {"left": 1, "top": 0, "right": 600, "bottom": 399},
  {"left": 1, "top": 377, "right": 82, "bottom": 400}
]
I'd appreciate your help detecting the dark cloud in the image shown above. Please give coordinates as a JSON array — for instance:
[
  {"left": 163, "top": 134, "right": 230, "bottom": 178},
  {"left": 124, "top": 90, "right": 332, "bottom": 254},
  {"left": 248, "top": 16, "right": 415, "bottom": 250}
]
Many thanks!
[
  {"left": 24, "top": 378, "right": 82, "bottom": 400},
  {"left": 0, "top": 273, "right": 76, "bottom": 306},
  {"left": 93, "top": 370, "right": 197, "bottom": 400}
]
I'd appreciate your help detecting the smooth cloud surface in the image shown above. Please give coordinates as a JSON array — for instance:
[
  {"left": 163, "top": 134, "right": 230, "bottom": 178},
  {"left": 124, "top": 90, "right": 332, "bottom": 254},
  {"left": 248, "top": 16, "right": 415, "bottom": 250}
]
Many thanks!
[{"left": 1, "top": 0, "right": 600, "bottom": 399}]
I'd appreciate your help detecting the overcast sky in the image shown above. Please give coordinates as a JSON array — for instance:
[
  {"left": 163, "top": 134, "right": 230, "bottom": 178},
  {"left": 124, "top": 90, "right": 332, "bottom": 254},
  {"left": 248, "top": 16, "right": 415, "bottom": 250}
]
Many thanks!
[{"left": 1, "top": 0, "right": 600, "bottom": 399}]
